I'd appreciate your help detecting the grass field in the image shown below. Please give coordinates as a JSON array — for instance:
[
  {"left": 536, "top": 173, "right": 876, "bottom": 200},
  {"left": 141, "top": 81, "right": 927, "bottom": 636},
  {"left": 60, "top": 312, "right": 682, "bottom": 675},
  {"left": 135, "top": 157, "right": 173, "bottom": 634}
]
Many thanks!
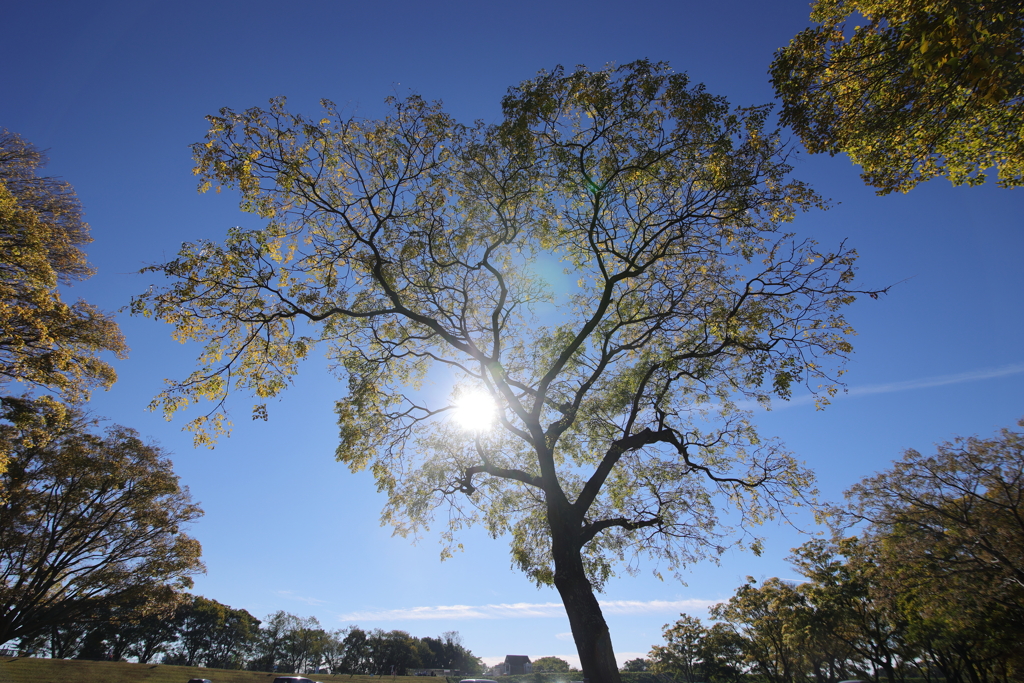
[{"left": 0, "top": 657, "right": 434, "bottom": 683}]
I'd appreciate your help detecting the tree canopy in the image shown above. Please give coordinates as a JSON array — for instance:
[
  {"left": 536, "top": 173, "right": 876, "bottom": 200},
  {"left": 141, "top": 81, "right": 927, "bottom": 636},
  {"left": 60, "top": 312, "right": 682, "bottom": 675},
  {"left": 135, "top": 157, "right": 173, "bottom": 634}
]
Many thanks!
[
  {"left": 0, "top": 130, "right": 126, "bottom": 405},
  {"left": 0, "top": 405, "right": 204, "bottom": 646},
  {"left": 533, "top": 655, "right": 571, "bottom": 672},
  {"left": 649, "top": 613, "right": 707, "bottom": 683},
  {"left": 648, "top": 614, "right": 744, "bottom": 683},
  {"left": 135, "top": 60, "right": 880, "bottom": 681},
  {"left": 643, "top": 421, "right": 1024, "bottom": 683},
  {"left": 687, "top": 534, "right": 1024, "bottom": 683},
  {"left": 841, "top": 419, "right": 1024, "bottom": 630},
  {"left": 0, "top": 130, "right": 127, "bottom": 476},
  {"left": 621, "top": 657, "right": 651, "bottom": 673},
  {"left": 770, "top": 0, "right": 1024, "bottom": 194},
  {"left": 15, "top": 597, "right": 481, "bottom": 675}
]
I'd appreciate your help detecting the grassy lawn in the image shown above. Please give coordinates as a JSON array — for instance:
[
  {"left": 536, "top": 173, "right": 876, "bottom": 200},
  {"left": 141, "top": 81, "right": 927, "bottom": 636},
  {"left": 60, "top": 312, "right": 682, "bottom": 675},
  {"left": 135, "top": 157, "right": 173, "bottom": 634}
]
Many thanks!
[{"left": 0, "top": 657, "right": 434, "bottom": 683}]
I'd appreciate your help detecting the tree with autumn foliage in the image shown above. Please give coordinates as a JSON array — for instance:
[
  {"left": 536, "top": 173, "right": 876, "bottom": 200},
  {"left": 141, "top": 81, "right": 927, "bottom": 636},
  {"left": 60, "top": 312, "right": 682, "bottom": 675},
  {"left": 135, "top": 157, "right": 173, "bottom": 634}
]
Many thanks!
[
  {"left": 0, "top": 130, "right": 127, "bottom": 476},
  {"left": 0, "top": 131, "right": 202, "bottom": 654},
  {"left": 0, "top": 405, "right": 204, "bottom": 647},
  {"left": 167, "top": 595, "right": 259, "bottom": 669},
  {"left": 649, "top": 614, "right": 745, "bottom": 683},
  {"left": 0, "top": 131, "right": 126, "bottom": 403},
  {"left": 649, "top": 613, "right": 707, "bottom": 683},
  {"left": 648, "top": 420, "right": 1024, "bottom": 683},
  {"left": 135, "top": 61, "right": 881, "bottom": 682},
  {"left": 771, "top": 0, "right": 1024, "bottom": 194},
  {"left": 841, "top": 420, "right": 1024, "bottom": 675}
]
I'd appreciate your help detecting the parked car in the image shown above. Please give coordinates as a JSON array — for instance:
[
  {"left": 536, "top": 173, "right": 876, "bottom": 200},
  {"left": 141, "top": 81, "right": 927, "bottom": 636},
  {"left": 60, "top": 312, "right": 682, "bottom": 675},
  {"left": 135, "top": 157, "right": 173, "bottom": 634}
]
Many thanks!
[
  {"left": 187, "top": 679, "right": 212, "bottom": 683},
  {"left": 272, "top": 677, "right": 321, "bottom": 683}
]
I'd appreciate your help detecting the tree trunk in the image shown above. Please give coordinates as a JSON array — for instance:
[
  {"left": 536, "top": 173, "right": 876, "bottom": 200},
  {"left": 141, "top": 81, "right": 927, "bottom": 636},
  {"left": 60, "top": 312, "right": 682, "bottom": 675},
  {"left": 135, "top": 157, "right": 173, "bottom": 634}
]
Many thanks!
[{"left": 550, "top": 513, "right": 621, "bottom": 683}]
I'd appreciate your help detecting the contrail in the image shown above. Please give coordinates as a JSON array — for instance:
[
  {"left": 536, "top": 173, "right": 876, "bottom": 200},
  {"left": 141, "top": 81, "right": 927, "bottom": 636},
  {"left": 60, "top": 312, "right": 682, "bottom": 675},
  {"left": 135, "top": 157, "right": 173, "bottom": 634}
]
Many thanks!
[{"left": 749, "top": 361, "right": 1024, "bottom": 410}]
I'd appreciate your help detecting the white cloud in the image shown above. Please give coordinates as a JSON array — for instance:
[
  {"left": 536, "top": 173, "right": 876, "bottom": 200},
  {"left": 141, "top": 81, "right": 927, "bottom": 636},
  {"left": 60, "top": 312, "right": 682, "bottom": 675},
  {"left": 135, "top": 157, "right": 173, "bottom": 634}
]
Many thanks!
[
  {"left": 276, "top": 590, "right": 328, "bottom": 607},
  {"left": 337, "top": 601, "right": 564, "bottom": 621},
  {"left": 555, "top": 632, "right": 574, "bottom": 641},
  {"left": 337, "top": 598, "right": 718, "bottom": 622}
]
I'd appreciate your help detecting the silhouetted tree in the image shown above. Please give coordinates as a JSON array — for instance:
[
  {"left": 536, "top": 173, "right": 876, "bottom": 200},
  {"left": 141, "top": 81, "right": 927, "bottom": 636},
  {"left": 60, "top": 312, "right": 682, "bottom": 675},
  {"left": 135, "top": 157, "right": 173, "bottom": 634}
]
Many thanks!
[{"left": 138, "top": 59, "right": 880, "bottom": 683}]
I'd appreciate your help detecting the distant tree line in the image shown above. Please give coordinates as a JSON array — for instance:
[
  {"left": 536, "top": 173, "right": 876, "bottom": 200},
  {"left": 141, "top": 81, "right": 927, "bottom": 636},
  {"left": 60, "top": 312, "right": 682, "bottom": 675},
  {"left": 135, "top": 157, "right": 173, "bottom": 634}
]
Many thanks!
[
  {"left": 15, "top": 594, "right": 482, "bottom": 676},
  {"left": 646, "top": 422, "right": 1024, "bottom": 683}
]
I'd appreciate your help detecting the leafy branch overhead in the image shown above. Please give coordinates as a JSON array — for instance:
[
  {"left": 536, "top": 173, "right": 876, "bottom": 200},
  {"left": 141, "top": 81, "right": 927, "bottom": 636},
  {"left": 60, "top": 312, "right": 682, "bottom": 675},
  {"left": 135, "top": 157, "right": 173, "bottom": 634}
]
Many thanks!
[
  {"left": 135, "top": 61, "right": 883, "bottom": 681},
  {"left": 771, "top": 0, "right": 1024, "bottom": 194},
  {"left": 0, "top": 131, "right": 127, "bottom": 405}
]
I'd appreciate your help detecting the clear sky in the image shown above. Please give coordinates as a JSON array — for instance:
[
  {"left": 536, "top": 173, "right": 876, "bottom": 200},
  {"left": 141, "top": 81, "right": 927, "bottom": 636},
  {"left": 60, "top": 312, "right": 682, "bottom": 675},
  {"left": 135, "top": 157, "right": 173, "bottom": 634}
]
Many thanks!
[{"left": 3, "top": 0, "right": 1022, "bottom": 670}]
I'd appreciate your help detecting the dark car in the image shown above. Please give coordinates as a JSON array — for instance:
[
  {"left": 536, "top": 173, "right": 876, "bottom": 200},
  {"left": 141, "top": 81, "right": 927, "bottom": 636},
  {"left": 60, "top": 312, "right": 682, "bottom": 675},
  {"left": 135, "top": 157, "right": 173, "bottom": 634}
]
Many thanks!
[
  {"left": 272, "top": 677, "right": 321, "bottom": 683},
  {"left": 187, "top": 679, "right": 212, "bottom": 683}
]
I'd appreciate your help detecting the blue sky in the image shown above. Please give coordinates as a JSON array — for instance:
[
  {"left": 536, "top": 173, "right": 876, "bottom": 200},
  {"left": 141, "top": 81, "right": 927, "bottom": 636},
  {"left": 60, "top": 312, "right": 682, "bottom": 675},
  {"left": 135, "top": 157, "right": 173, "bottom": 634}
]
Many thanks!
[{"left": 3, "top": 0, "right": 1022, "bottom": 670}]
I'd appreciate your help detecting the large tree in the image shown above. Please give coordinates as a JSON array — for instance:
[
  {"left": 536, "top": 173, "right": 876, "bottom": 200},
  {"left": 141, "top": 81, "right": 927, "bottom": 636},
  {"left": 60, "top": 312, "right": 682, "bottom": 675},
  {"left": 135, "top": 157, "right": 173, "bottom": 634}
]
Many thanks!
[
  {"left": 648, "top": 614, "right": 747, "bottom": 683},
  {"left": 122, "top": 593, "right": 187, "bottom": 664},
  {"left": 135, "top": 61, "right": 879, "bottom": 681},
  {"left": 839, "top": 420, "right": 1024, "bottom": 664},
  {"left": 770, "top": 0, "right": 1024, "bottom": 194},
  {"left": 366, "top": 629, "right": 422, "bottom": 676},
  {"left": 280, "top": 614, "right": 326, "bottom": 674},
  {"left": 0, "top": 404, "right": 204, "bottom": 646},
  {"left": 338, "top": 626, "right": 371, "bottom": 674},
  {"left": 249, "top": 609, "right": 295, "bottom": 671},
  {"left": 786, "top": 539, "right": 905, "bottom": 683}
]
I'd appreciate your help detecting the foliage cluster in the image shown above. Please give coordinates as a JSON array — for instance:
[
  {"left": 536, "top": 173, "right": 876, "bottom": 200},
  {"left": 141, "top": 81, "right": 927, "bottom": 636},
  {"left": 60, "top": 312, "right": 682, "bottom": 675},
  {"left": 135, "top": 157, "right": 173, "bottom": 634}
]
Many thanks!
[
  {"left": 842, "top": 419, "right": 1024, "bottom": 623},
  {"left": 532, "top": 655, "right": 572, "bottom": 673},
  {"left": 621, "top": 657, "right": 651, "bottom": 672},
  {"left": 488, "top": 673, "right": 663, "bottom": 683},
  {"left": 771, "top": 0, "right": 1024, "bottom": 193},
  {"left": 0, "top": 131, "right": 126, "bottom": 414},
  {"left": 0, "top": 131, "right": 127, "bottom": 477},
  {"left": 313, "top": 625, "right": 482, "bottom": 676}
]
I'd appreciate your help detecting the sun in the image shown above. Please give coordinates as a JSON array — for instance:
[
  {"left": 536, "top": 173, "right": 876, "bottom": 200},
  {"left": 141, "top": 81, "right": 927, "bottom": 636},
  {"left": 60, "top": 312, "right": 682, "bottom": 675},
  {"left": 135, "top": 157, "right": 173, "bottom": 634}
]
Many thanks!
[{"left": 452, "top": 388, "right": 497, "bottom": 432}]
